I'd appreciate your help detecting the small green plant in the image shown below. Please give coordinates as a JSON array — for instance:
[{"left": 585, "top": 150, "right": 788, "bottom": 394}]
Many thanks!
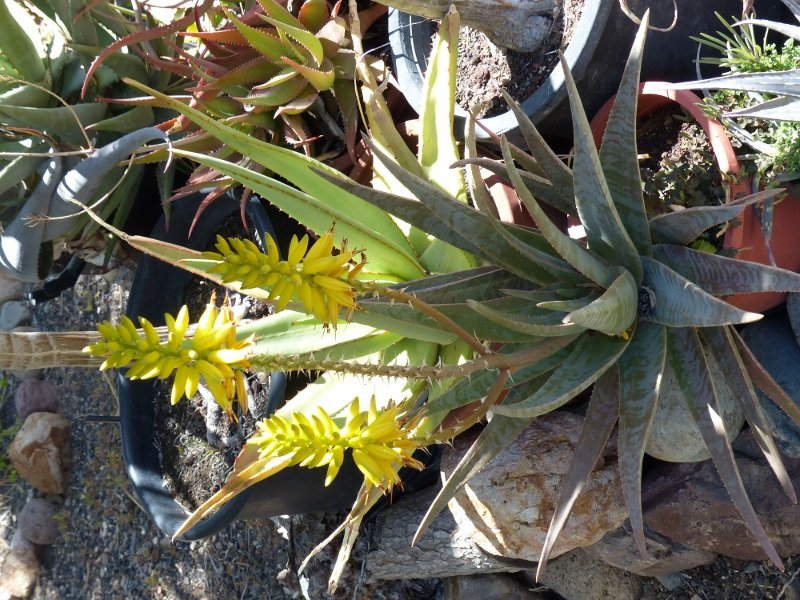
[{"left": 693, "top": 12, "right": 800, "bottom": 180}]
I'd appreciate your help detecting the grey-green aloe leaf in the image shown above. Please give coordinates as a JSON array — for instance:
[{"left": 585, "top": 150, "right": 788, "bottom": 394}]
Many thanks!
[
  {"left": 466, "top": 298, "right": 584, "bottom": 337},
  {"left": 501, "top": 139, "right": 615, "bottom": 288},
  {"left": 563, "top": 268, "right": 637, "bottom": 336},
  {"left": 413, "top": 374, "right": 549, "bottom": 546},
  {"left": 491, "top": 333, "right": 630, "bottom": 419},
  {"left": 667, "top": 327, "right": 783, "bottom": 570},
  {"left": 652, "top": 245, "right": 800, "bottom": 296},
  {"left": 618, "top": 320, "right": 666, "bottom": 558},
  {"left": 725, "top": 96, "right": 800, "bottom": 120},
  {"left": 669, "top": 70, "right": 800, "bottom": 98},
  {"left": 641, "top": 256, "right": 762, "bottom": 326},
  {"left": 701, "top": 326, "right": 796, "bottom": 503},
  {"left": 597, "top": 12, "right": 651, "bottom": 257},
  {"left": 425, "top": 337, "right": 577, "bottom": 418},
  {"left": 537, "top": 367, "right": 619, "bottom": 578},
  {"left": 560, "top": 52, "right": 642, "bottom": 283},
  {"left": 648, "top": 188, "right": 782, "bottom": 245}
]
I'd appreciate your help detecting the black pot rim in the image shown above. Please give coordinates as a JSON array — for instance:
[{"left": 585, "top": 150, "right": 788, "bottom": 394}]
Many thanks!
[{"left": 387, "top": 3, "right": 613, "bottom": 139}]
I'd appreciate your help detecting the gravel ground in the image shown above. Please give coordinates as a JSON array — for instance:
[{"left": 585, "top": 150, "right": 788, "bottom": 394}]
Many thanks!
[
  {"left": 0, "top": 264, "right": 440, "bottom": 600},
  {"left": 3, "top": 264, "right": 800, "bottom": 599}
]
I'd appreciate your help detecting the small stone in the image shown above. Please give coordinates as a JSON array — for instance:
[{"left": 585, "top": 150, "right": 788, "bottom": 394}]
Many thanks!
[
  {"left": 8, "top": 412, "right": 71, "bottom": 495},
  {"left": 0, "top": 272, "right": 26, "bottom": 304},
  {"left": 13, "top": 380, "right": 59, "bottom": 419},
  {"left": 18, "top": 498, "right": 58, "bottom": 546},
  {"left": 0, "top": 300, "right": 32, "bottom": 331},
  {"left": 0, "top": 531, "right": 40, "bottom": 599}
]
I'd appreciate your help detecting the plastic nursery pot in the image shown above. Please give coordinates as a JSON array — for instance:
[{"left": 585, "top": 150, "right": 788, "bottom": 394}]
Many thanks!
[
  {"left": 119, "top": 193, "right": 364, "bottom": 540},
  {"left": 590, "top": 82, "right": 800, "bottom": 314},
  {"left": 387, "top": 0, "right": 750, "bottom": 145}
]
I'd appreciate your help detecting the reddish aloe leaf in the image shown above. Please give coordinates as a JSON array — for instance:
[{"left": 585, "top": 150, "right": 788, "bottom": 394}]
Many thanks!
[
  {"left": 652, "top": 244, "right": 800, "bottom": 296},
  {"left": 701, "top": 326, "right": 796, "bottom": 503},
  {"left": 537, "top": 367, "right": 619, "bottom": 579},
  {"left": 731, "top": 327, "right": 800, "bottom": 429},
  {"left": 81, "top": 0, "right": 215, "bottom": 98},
  {"left": 667, "top": 327, "right": 783, "bottom": 570},
  {"left": 618, "top": 320, "right": 666, "bottom": 558}
]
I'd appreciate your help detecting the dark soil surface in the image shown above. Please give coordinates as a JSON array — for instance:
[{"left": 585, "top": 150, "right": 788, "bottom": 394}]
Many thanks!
[{"left": 455, "top": 0, "right": 583, "bottom": 118}]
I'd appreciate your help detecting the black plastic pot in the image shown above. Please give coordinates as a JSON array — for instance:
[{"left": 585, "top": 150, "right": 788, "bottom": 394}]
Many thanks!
[
  {"left": 388, "top": 0, "right": 783, "bottom": 145},
  {"left": 119, "top": 193, "right": 365, "bottom": 540}
]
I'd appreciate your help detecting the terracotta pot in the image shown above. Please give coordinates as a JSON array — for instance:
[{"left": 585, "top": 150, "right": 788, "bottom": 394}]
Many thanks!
[{"left": 590, "top": 82, "right": 800, "bottom": 314}]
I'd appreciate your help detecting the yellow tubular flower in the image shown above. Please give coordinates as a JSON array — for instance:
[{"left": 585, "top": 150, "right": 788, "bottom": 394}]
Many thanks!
[
  {"left": 248, "top": 397, "right": 425, "bottom": 491},
  {"left": 202, "top": 228, "right": 363, "bottom": 328},
  {"left": 83, "top": 301, "right": 253, "bottom": 418}
]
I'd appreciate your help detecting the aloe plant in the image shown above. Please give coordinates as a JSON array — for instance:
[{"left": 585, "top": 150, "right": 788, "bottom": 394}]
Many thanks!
[
  {"left": 0, "top": 0, "right": 182, "bottom": 279},
  {"left": 9, "top": 7, "right": 800, "bottom": 592}
]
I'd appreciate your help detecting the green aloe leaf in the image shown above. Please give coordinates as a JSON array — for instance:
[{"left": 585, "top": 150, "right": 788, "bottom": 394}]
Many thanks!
[
  {"left": 648, "top": 189, "right": 781, "bottom": 245},
  {"left": 652, "top": 245, "right": 800, "bottom": 296},
  {"left": 418, "top": 9, "right": 466, "bottom": 201},
  {"left": 618, "top": 320, "right": 666, "bottom": 558},
  {"left": 123, "top": 79, "right": 422, "bottom": 279},
  {"left": 358, "top": 296, "right": 552, "bottom": 343},
  {"left": 667, "top": 327, "right": 783, "bottom": 570},
  {"left": 260, "top": 15, "right": 324, "bottom": 66},
  {"left": 88, "top": 105, "right": 155, "bottom": 133},
  {"left": 491, "top": 332, "right": 629, "bottom": 419},
  {"left": 669, "top": 70, "right": 800, "bottom": 98},
  {"left": 0, "top": 104, "right": 107, "bottom": 146},
  {"left": 598, "top": 15, "right": 651, "bottom": 257},
  {"left": 413, "top": 375, "right": 549, "bottom": 546},
  {"left": 398, "top": 266, "right": 529, "bottom": 304},
  {"left": 701, "top": 326, "right": 796, "bottom": 502},
  {"left": 424, "top": 338, "right": 576, "bottom": 417},
  {"left": 0, "top": 0, "right": 46, "bottom": 83},
  {"left": 312, "top": 169, "right": 488, "bottom": 262},
  {"left": 560, "top": 52, "right": 643, "bottom": 283},
  {"left": 536, "top": 289, "right": 601, "bottom": 312},
  {"left": 222, "top": 7, "right": 288, "bottom": 61},
  {"left": 726, "top": 96, "right": 800, "bottom": 120},
  {"left": 641, "top": 256, "right": 762, "bottom": 326},
  {"left": 537, "top": 367, "right": 619, "bottom": 578},
  {"left": 171, "top": 150, "right": 424, "bottom": 280},
  {"left": 564, "top": 268, "right": 637, "bottom": 336}
]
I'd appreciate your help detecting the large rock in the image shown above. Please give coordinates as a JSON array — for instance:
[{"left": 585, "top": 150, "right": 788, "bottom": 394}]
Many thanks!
[
  {"left": 0, "top": 530, "right": 40, "bottom": 599},
  {"left": 0, "top": 300, "right": 32, "bottom": 331},
  {"left": 14, "top": 379, "right": 59, "bottom": 420},
  {"left": 18, "top": 498, "right": 58, "bottom": 546},
  {"left": 443, "top": 411, "right": 628, "bottom": 562},
  {"left": 645, "top": 352, "right": 745, "bottom": 463},
  {"left": 643, "top": 431, "right": 800, "bottom": 560},
  {"left": 8, "top": 412, "right": 71, "bottom": 495},
  {"left": 584, "top": 520, "right": 716, "bottom": 576}
]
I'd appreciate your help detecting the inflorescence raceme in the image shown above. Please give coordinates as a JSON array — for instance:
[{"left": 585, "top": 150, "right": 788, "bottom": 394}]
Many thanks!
[
  {"left": 203, "top": 230, "right": 364, "bottom": 327},
  {"left": 249, "top": 397, "right": 425, "bottom": 490},
  {"left": 84, "top": 302, "right": 252, "bottom": 418}
]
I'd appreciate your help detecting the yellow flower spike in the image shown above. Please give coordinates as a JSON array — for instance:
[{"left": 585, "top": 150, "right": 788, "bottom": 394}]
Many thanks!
[
  {"left": 201, "top": 227, "right": 362, "bottom": 328},
  {"left": 247, "top": 397, "right": 425, "bottom": 491}
]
